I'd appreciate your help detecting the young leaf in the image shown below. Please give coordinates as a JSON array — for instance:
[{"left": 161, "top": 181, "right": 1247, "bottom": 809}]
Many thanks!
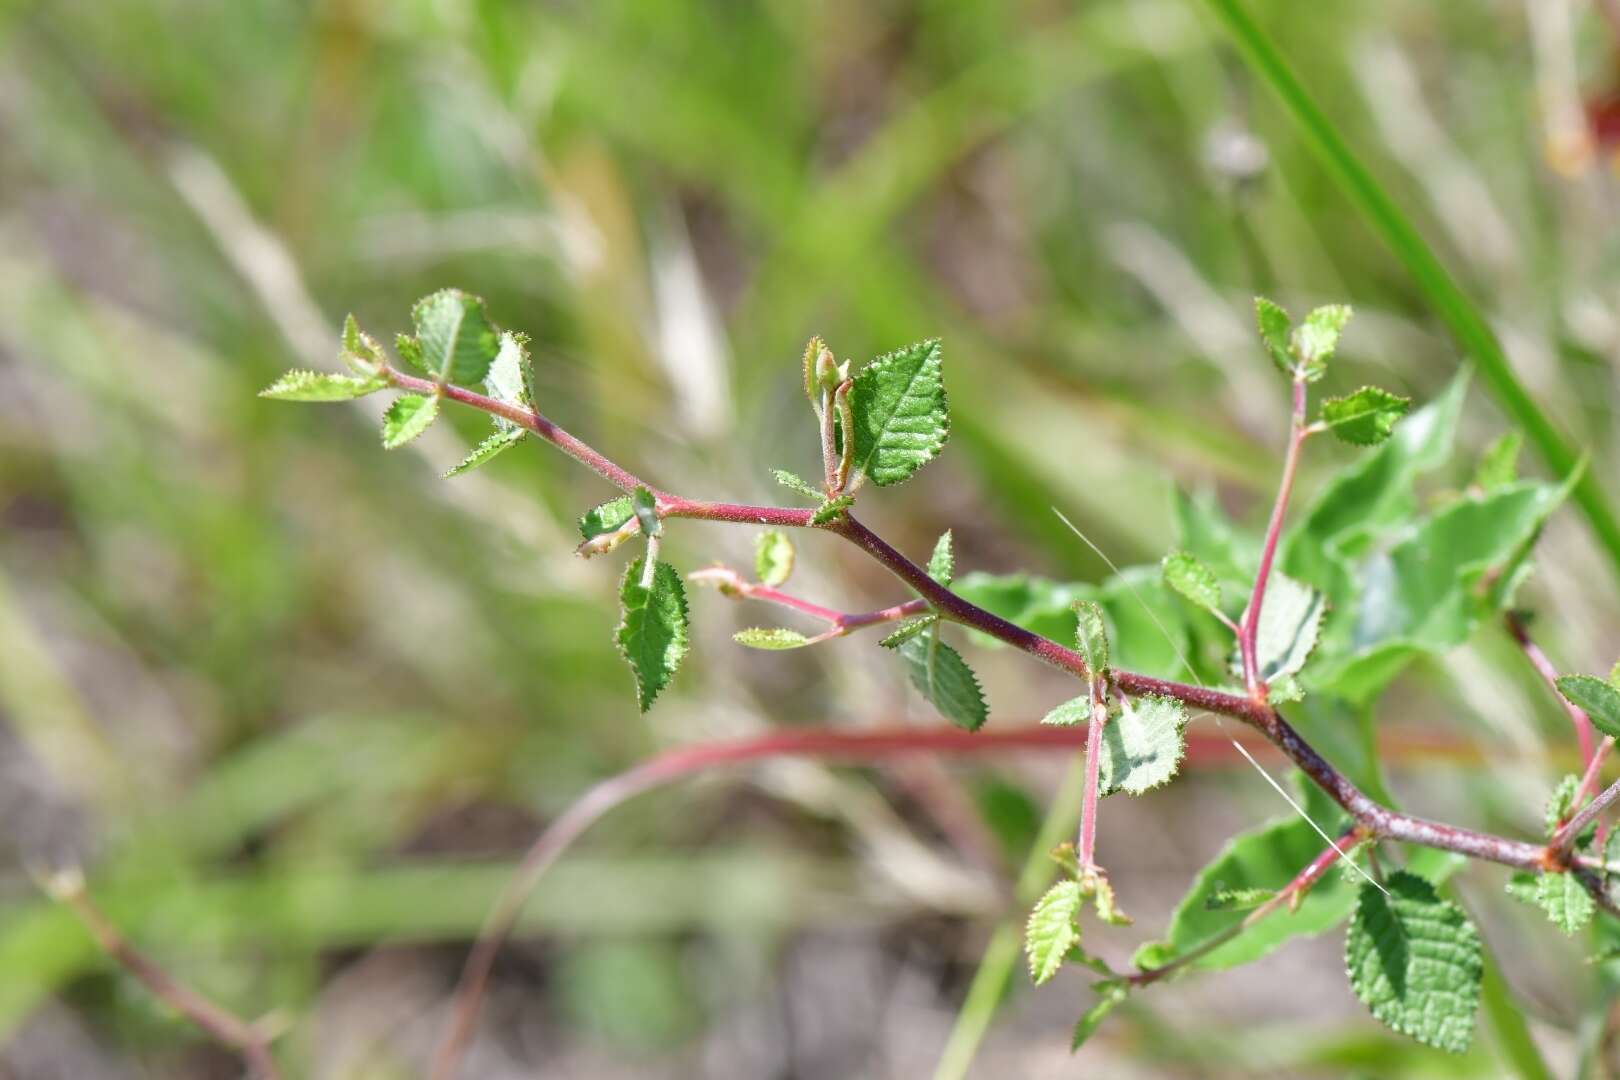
[
  {"left": 773, "top": 469, "right": 822, "bottom": 500},
  {"left": 615, "top": 558, "right": 690, "bottom": 712},
  {"left": 1162, "top": 550, "right": 1221, "bottom": 616},
  {"left": 410, "top": 288, "right": 501, "bottom": 385},
  {"left": 1544, "top": 774, "right": 1580, "bottom": 837},
  {"left": 810, "top": 494, "right": 855, "bottom": 526},
  {"left": 260, "top": 369, "right": 388, "bottom": 402},
  {"left": 1098, "top": 695, "right": 1186, "bottom": 796},
  {"left": 1292, "top": 304, "right": 1352, "bottom": 381},
  {"left": 443, "top": 427, "right": 524, "bottom": 478},
  {"left": 1474, "top": 431, "right": 1522, "bottom": 491},
  {"left": 879, "top": 614, "right": 938, "bottom": 648},
  {"left": 579, "top": 496, "right": 635, "bottom": 541},
  {"left": 1073, "top": 600, "right": 1109, "bottom": 676},
  {"left": 1345, "top": 871, "right": 1483, "bottom": 1054},
  {"left": 754, "top": 530, "right": 794, "bottom": 587},
  {"left": 1071, "top": 982, "right": 1128, "bottom": 1051},
  {"left": 1254, "top": 297, "right": 1293, "bottom": 375},
  {"left": 927, "top": 530, "right": 955, "bottom": 586},
  {"left": 1204, "top": 887, "right": 1277, "bottom": 912},
  {"left": 733, "top": 627, "right": 813, "bottom": 650},
  {"left": 845, "top": 338, "right": 949, "bottom": 487},
  {"left": 1240, "top": 572, "right": 1324, "bottom": 684},
  {"left": 381, "top": 394, "right": 439, "bottom": 449},
  {"left": 1041, "top": 696, "right": 1089, "bottom": 727},
  {"left": 483, "top": 331, "right": 534, "bottom": 422},
  {"left": 631, "top": 486, "right": 661, "bottom": 538},
  {"left": 1026, "top": 880, "right": 1083, "bottom": 985},
  {"left": 1557, "top": 676, "right": 1620, "bottom": 740},
  {"left": 802, "top": 336, "right": 825, "bottom": 404},
  {"left": 893, "top": 630, "right": 987, "bottom": 731},
  {"left": 1534, "top": 871, "right": 1594, "bottom": 935},
  {"left": 1318, "top": 387, "right": 1410, "bottom": 446}
]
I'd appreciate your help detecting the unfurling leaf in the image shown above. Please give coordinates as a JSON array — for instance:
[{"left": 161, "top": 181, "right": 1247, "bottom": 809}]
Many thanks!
[
  {"left": 1071, "top": 982, "right": 1128, "bottom": 1051},
  {"left": 1557, "top": 675, "right": 1620, "bottom": 740},
  {"left": 892, "top": 630, "right": 987, "bottom": 731},
  {"left": 260, "top": 369, "right": 388, "bottom": 402},
  {"left": 1162, "top": 550, "right": 1222, "bottom": 616},
  {"left": 408, "top": 288, "right": 501, "bottom": 384},
  {"left": 927, "top": 530, "right": 955, "bottom": 586},
  {"left": 1239, "top": 572, "right": 1324, "bottom": 684},
  {"left": 1098, "top": 695, "right": 1186, "bottom": 796},
  {"left": 1345, "top": 871, "right": 1483, "bottom": 1054},
  {"left": 1544, "top": 774, "right": 1581, "bottom": 837},
  {"left": 754, "top": 530, "right": 795, "bottom": 587},
  {"left": 1319, "top": 387, "right": 1410, "bottom": 446},
  {"left": 810, "top": 494, "right": 855, "bottom": 526},
  {"left": 1026, "top": 880, "right": 1083, "bottom": 985},
  {"left": 631, "top": 486, "right": 661, "bottom": 538},
  {"left": 1073, "top": 600, "right": 1109, "bottom": 676},
  {"left": 1474, "top": 431, "right": 1522, "bottom": 491},
  {"left": 773, "top": 468, "right": 822, "bottom": 500},
  {"left": 879, "top": 614, "right": 938, "bottom": 648},
  {"left": 444, "top": 427, "right": 524, "bottom": 477},
  {"left": 1291, "top": 304, "right": 1352, "bottom": 381},
  {"left": 579, "top": 496, "right": 635, "bottom": 541},
  {"left": 381, "top": 394, "right": 440, "bottom": 448},
  {"left": 1254, "top": 297, "right": 1293, "bottom": 375},
  {"left": 802, "top": 336, "right": 826, "bottom": 404},
  {"left": 846, "top": 338, "right": 949, "bottom": 488},
  {"left": 616, "top": 558, "right": 689, "bottom": 712},
  {"left": 734, "top": 627, "right": 813, "bottom": 650}
]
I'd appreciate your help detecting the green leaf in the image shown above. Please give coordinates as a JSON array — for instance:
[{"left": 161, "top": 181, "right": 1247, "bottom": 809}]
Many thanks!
[
  {"left": 1026, "top": 880, "right": 1083, "bottom": 985},
  {"left": 260, "top": 369, "right": 389, "bottom": 402},
  {"left": 927, "top": 530, "right": 955, "bottom": 586},
  {"left": 1474, "top": 431, "right": 1522, "bottom": 491},
  {"left": 773, "top": 469, "right": 822, "bottom": 500},
  {"left": 1504, "top": 872, "right": 1539, "bottom": 906},
  {"left": 754, "top": 530, "right": 794, "bottom": 587},
  {"left": 879, "top": 615, "right": 938, "bottom": 648},
  {"left": 394, "top": 332, "right": 423, "bottom": 372},
  {"left": 1292, "top": 304, "right": 1353, "bottom": 381},
  {"left": 381, "top": 394, "right": 439, "bottom": 449},
  {"left": 892, "top": 630, "right": 987, "bottom": 731},
  {"left": 1345, "top": 871, "right": 1483, "bottom": 1054},
  {"left": 1254, "top": 297, "right": 1293, "bottom": 375},
  {"left": 631, "top": 486, "right": 661, "bottom": 538},
  {"left": 810, "top": 494, "right": 854, "bottom": 526},
  {"left": 1319, "top": 387, "right": 1410, "bottom": 446},
  {"left": 443, "top": 427, "right": 524, "bottom": 477},
  {"left": 1098, "top": 695, "right": 1186, "bottom": 796},
  {"left": 1557, "top": 676, "right": 1620, "bottom": 740},
  {"left": 1162, "top": 550, "right": 1222, "bottom": 616},
  {"left": 1240, "top": 572, "right": 1323, "bottom": 684},
  {"left": 846, "top": 338, "right": 949, "bottom": 487},
  {"left": 1071, "top": 983, "right": 1128, "bottom": 1051},
  {"left": 615, "top": 559, "right": 689, "bottom": 712},
  {"left": 1041, "top": 697, "right": 1089, "bottom": 727},
  {"left": 1534, "top": 872, "right": 1594, "bottom": 935},
  {"left": 483, "top": 331, "right": 534, "bottom": 422},
  {"left": 1204, "top": 887, "right": 1277, "bottom": 912},
  {"left": 1073, "top": 600, "right": 1109, "bottom": 676},
  {"left": 1544, "top": 774, "right": 1581, "bottom": 837},
  {"left": 733, "top": 627, "right": 813, "bottom": 650},
  {"left": 409, "top": 288, "right": 501, "bottom": 385},
  {"left": 579, "top": 496, "right": 635, "bottom": 541},
  {"left": 801, "top": 336, "right": 825, "bottom": 404}
]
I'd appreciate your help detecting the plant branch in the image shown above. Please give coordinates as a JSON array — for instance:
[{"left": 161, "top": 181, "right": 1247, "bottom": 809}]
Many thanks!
[
  {"left": 1551, "top": 776, "right": 1620, "bottom": 861},
  {"left": 44, "top": 869, "right": 282, "bottom": 1079},
  {"left": 687, "top": 565, "right": 928, "bottom": 635},
  {"left": 1077, "top": 673, "right": 1107, "bottom": 868},
  {"left": 1506, "top": 611, "right": 1598, "bottom": 766},
  {"left": 1239, "top": 375, "right": 1308, "bottom": 699}
]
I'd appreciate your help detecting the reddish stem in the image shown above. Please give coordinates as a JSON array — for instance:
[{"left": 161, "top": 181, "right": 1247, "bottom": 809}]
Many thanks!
[
  {"left": 1239, "top": 377, "right": 1308, "bottom": 699},
  {"left": 1077, "top": 677, "right": 1107, "bottom": 867},
  {"left": 1507, "top": 612, "right": 1597, "bottom": 766}
]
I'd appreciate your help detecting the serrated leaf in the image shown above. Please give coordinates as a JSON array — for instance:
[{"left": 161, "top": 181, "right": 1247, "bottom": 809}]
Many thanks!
[
  {"left": 879, "top": 615, "right": 938, "bottom": 648},
  {"left": 1204, "top": 887, "right": 1277, "bottom": 912},
  {"left": 1162, "top": 550, "right": 1222, "bottom": 615},
  {"left": 260, "top": 369, "right": 389, "bottom": 402},
  {"left": 1073, "top": 600, "right": 1109, "bottom": 675},
  {"left": 1026, "top": 880, "right": 1083, "bottom": 985},
  {"left": 1071, "top": 982, "right": 1127, "bottom": 1051},
  {"left": 579, "top": 496, "right": 635, "bottom": 541},
  {"left": 846, "top": 338, "right": 948, "bottom": 487},
  {"left": 1557, "top": 676, "right": 1620, "bottom": 740},
  {"left": 631, "top": 486, "right": 661, "bottom": 538},
  {"left": 1041, "top": 696, "right": 1089, "bottom": 727},
  {"left": 395, "top": 332, "right": 424, "bottom": 371},
  {"left": 443, "top": 427, "right": 524, "bottom": 477},
  {"left": 893, "top": 631, "right": 987, "bottom": 731},
  {"left": 1345, "top": 871, "right": 1483, "bottom": 1054},
  {"left": 410, "top": 288, "right": 501, "bottom": 385},
  {"left": 615, "top": 559, "right": 689, "bottom": 712},
  {"left": 1239, "top": 572, "right": 1323, "bottom": 684},
  {"left": 733, "top": 627, "right": 813, "bottom": 650},
  {"left": 1292, "top": 304, "right": 1352, "bottom": 381},
  {"left": 342, "top": 313, "right": 363, "bottom": 355},
  {"left": 927, "top": 530, "right": 954, "bottom": 586},
  {"left": 483, "top": 331, "right": 533, "bottom": 428},
  {"left": 1098, "top": 695, "right": 1186, "bottom": 796},
  {"left": 1544, "top": 774, "right": 1580, "bottom": 837},
  {"left": 1254, "top": 297, "right": 1293, "bottom": 375},
  {"left": 754, "top": 530, "right": 794, "bottom": 587},
  {"left": 1319, "top": 386, "right": 1410, "bottom": 446},
  {"left": 1474, "top": 431, "right": 1522, "bottom": 491},
  {"left": 810, "top": 494, "right": 854, "bottom": 526},
  {"left": 1504, "top": 872, "right": 1539, "bottom": 906},
  {"left": 773, "top": 469, "right": 822, "bottom": 500},
  {"left": 381, "top": 394, "right": 439, "bottom": 449},
  {"left": 1535, "top": 871, "right": 1594, "bottom": 935}
]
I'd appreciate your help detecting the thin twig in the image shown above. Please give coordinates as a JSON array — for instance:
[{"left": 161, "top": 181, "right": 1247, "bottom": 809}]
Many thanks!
[
  {"left": 1507, "top": 611, "right": 1596, "bottom": 766},
  {"left": 1238, "top": 375, "right": 1308, "bottom": 699},
  {"left": 1552, "top": 776, "right": 1620, "bottom": 860},
  {"left": 1077, "top": 673, "right": 1107, "bottom": 867}
]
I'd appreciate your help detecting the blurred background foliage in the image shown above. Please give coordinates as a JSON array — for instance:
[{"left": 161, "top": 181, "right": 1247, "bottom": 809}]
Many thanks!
[{"left": 2, "top": 0, "right": 1620, "bottom": 1075}]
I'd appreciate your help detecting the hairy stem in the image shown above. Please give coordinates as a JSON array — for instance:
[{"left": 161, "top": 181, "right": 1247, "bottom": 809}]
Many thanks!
[
  {"left": 687, "top": 565, "right": 928, "bottom": 633},
  {"left": 1551, "top": 776, "right": 1620, "bottom": 861},
  {"left": 1239, "top": 375, "right": 1308, "bottom": 699},
  {"left": 1077, "top": 675, "right": 1107, "bottom": 867}
]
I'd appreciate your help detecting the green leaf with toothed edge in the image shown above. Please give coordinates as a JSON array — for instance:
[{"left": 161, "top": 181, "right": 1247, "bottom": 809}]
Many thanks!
[
  {"left": 1097, "top": 695, "right": 1185, "bottom": 796},
  {"left": 927, "top": 530, "right": 954, "bottom": 586},
  {"left": 1071, "top": 982, "right": 1128, "bottom": 1052},
  {"left": 1237, "top": 572, "right": 1323, "bottom": 684},
  {"left": 1534, "top": 871, "right": 1594, "bottom": 935},
  {"left": 615, "top": 559, "right": 689, "bottom": 712},
  {"left": 1292, "top": 304, "right": 1352, "bottom": 381},
  {"left": 1073, "top": 600, "right": 1108, "bottom": 675},
  {"left": 260, "top": 369, "right": 389, "bottom": 402},
  {"left": 1557, "top": 676, "right": 1620, "bottom": 741},
  {"left": 891, "top": 630, "right": 986, "bottom": 731},
  {"left": 733, "top": 628, "right": 813, "bottom": 650},
  {"left": 1162, "top": 550, "right": 1222, "bottom": 616},
  {"left": 483, "top": 332, "right": 533, "bottom": 426},
  {"left": 1345, "top": 871, "right": 1483, "bottom": 1054},
  {"left": 754, "top": 530, "right": 794, "bottom": 587},
  {"left": 409, "top": 288, "right": 501, "bottom": 385},
  {"left": 1544, "top": 774, "right": 1581, "bottom": 838},
  {"left": 810, "top": 494, "right": 854, "bottom": 526},
  {"left": 1254, "top": 297, "right": 1293, "bottom": 375},
  {"left": 846, "top": 338, "right": 949, "bottom": 488},
  {"left": 381, "top": 394, "right": 439, "bottom": 448},
  {"left": 444, "top": 427, "right": 524, "bottom": 478},
  {"left": 1040, "top": 697, "right": 1089, "bottom": 727},
  {"left": 1319, "top": 386, "right": 1410, "bottom": 446},
  {"left": 1025, "top": 880, "right": 1082, "bottom": 985},
  {"left": 773, "top": 469, "right": 822, "bottom": 500},
  {"left": 631, "top": 487, "right": 660, "bottom": 538},
  {"left": 879, "top": 615, "right": 937, "bottom": 648},
  {"left": 579, "top": 497, "right": 635, "bottom": 541}
]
